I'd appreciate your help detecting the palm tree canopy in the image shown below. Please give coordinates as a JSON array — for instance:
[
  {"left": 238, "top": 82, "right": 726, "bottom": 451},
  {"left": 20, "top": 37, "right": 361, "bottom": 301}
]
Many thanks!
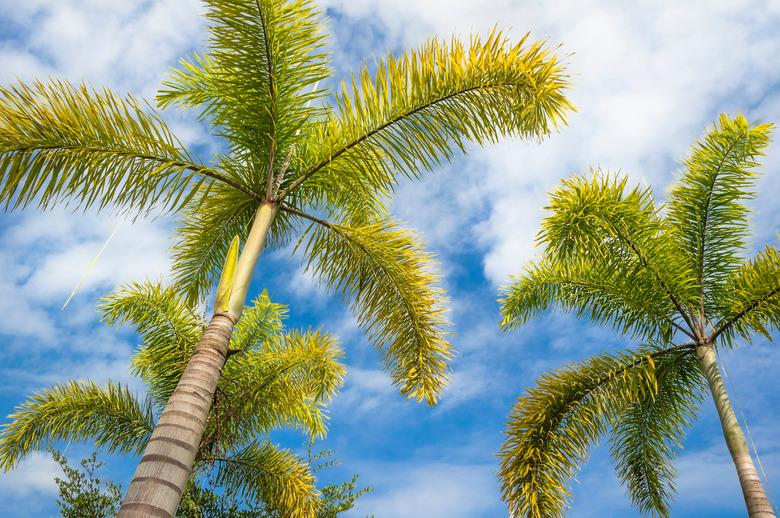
[
  {"left": 498, "top": 114, "right": 779, "bottom": 517},
  {"left": 0, "top": 281, "right": 345, "bottom": 516},
  {"left": 0, "top": 0, "right": 573, "bottom": 405}
]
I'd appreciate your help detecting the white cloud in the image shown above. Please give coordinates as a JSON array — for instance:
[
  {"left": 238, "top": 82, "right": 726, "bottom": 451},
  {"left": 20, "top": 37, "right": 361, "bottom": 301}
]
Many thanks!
[
  {"left": 328, "top": 0, "right": 780, "bottom": 285},
  {"left": 0, "top": 450, "right": 59, "bottom": 497},
  {"left": 347, "top": 462, "right": 501, "bottom": 518}
]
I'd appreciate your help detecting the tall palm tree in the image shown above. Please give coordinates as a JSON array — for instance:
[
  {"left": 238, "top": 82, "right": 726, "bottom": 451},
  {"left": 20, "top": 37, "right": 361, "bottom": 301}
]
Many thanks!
[
  {"left": 0, "top": 0, "right": 572, "bottom": 514},
  {"left": 0, "top": 281, "right": 344, "bottom": 517},
  {"left": 497, "top": 114, "right": 778, "bottom": 517}
]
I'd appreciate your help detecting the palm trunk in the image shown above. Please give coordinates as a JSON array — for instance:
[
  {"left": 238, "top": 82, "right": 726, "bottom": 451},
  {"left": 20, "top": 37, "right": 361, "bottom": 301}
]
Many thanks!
[
  {"left": 118, "top": 202, "right": 278, "bottom": 517},
  {"left": 696, "top": 344, "right": 776, "bottom": 518}
]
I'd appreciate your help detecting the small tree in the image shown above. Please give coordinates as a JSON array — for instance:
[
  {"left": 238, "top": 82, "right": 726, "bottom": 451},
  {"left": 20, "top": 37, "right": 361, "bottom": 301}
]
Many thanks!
[
  {"left": 51, "top": 450, "right": 122, "bottom": 518},
  {"left": 498, "top": 114, "right": 778, "bottom": 517}
]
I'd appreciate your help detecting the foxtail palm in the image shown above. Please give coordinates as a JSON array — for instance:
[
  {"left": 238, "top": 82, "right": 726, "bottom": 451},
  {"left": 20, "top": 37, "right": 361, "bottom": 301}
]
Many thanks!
[
  {"left": 498, "top": 114, "right": 778, "bottom": 517},
  {"left": 0, "top": 282, "right": 345, "bottom": 516},
  {"left": 0, "top": 0, "right": 572, "bottom": 514}
]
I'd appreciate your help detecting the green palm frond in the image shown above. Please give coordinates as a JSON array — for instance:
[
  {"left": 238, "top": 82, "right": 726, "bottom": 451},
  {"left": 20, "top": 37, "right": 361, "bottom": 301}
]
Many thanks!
[
  {"left": 293, "top": 209, "right": 451, "bottom": 404},
  {"left": 213, "top": 440, "right": 319, "bottom": 518},
  {"left": 158, "top": 0, "right": 330, "bottom": 185},
  {"left": 499, "top": 257, "right": 677, "bottom": 340},
  {"left": 539, "top": 172, "right": 698, "bottom": 336},
  {"left": 0, "top": 80, "right": 253, "bottom": 214},
  {"left": 712, "top": 245, "right": 780, "bottom": 344},
  {"left": 668, "top": 114, "right": 773, "bottom": 315},
  {"left": 0, "top": 381, "right": 153, "bottom": 470},
  {"left": 499, "top": 345, "right": 691, "bottom": 518},
  {"left": 229, "top": 290, "right": 288, "bottom": 352},
  {"left": 213, "top": 329, "right": 345, "bottom": 448},
  {"left": 100, "top": 281, "right": 204, "bottom": 405},
  {"left": 610, "top": 347, "right": 703, "bottom": 517},
  {"left": 282, "top": 29, "right": 572, "bottom": 200}
]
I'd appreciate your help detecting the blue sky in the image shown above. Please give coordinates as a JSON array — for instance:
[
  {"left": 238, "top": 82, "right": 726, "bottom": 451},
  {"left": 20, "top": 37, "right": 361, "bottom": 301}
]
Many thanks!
[{"left": 1, "top": 0, "right": 779, "bottom": 516}]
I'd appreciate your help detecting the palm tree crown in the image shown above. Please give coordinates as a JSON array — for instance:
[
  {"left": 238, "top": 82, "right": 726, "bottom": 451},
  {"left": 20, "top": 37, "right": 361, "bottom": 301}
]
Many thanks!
[
  {"left": 498, "top": 114, "right": 778, "bottom": 517},
  {"left": 0, "top": 0, "right": 571, "bottom": 404},
  {"left": 0, "top": 282, "right": 344, "bottom": 516}
]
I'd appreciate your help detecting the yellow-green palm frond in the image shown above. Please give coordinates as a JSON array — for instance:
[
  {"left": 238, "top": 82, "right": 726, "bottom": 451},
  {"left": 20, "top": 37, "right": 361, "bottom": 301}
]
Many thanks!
[
  {"left": 609, "top": 346, "right": 704, "bottom": 518},
  {"left": 0, "top": 381, "right": 153, "bottom": 471},
  {"left": 668, "top": 114, "right": 773, "bottom": 314},
  {"left": 0, "top": 80, "right": 253, "bottom": 214},
  {"left": 499, "top": 257, "right": 678, "bottom": 341},
  {"left": 292, "top": 210, "right": 451, "bottom": 404},
  {"left": 539, "top": 172, "right": 698, "bottom": 334},
  {"left": 157, "top": 0, "right": 330, "bottom": 183},
  {"left": 229, "top": 290, "right": 288, "bottom": 352},
  {"left": 711, "top": 245, "right": 780, "bottom": 345},
  {"left": 281, "top": 29, "right": 573, "bottom": 200},
  {"left": 100, "top": 281, "right": 205, "bottom": 405},
  {"left": 213, "top": 329, "right": 345, "bottom": 448},
  {"left": 499, "top": 344, "right": 691, "bottom": 518},
  {"left": 214, "top": 440, "right": 319, "bottom": 518}
]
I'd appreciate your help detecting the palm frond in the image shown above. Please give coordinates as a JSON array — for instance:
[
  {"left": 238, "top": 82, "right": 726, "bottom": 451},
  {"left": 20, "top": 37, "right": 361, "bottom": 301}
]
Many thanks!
[
  {"left": 158, "top": 0, "right": 330, "bottom": 192},
  {"left": 293, "top": 210, "right": 451, "bottom": 404},
  {"left": 499, "top": 257, "right": 678, "bottom": 340},
  {"left": 0, "top": 80, "right": 253, "bottom": 214},
  {"left": 0, "top": 381, "right": 153, "bottom": 470},
  {"left": 711, "top": 245, "right": 780, "bottom": 344},
  {"left": 213, "top": 440, "right": 319, "bottom": 518},
  {"left": 610, "top": 347, "right": 703, "bottom": 517},
  {"left": 229, "top": 290, "right": 288, "bottom": 352},
  {"left": 499, "top": 345, "right": 690, "bottom": 518},
  {"left": 211, "top": 329, "right": 345, "bottom": 449},
  {"left": 100, "top": 281, "right": 204, "bottom": 406},
  {"left": 668, "top": 114, "right": 773, "bottom": 317},
  {"left": 282, "top": 29, "right": 572, "bottom": 200},
  {"left": 538, "top": 172, "right": 698, "bottom": 337}
]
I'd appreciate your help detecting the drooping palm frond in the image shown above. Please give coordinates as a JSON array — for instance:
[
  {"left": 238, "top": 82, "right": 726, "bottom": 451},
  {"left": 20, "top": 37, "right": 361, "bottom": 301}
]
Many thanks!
[
  {"left": 282, "top": 29, "right": 572, "bottom": 201},
  {"left": 100, "top": 281, "right": 205, "bottom": 405},
  {"left": 213, "top": 329, "right": 345, "bottom": 449},
  {"left": 499, "top": 344, "right": 691, "bottom": 518},
  {"left": 668, "top": 114, "right": 773, "bottom": 316},
  {"left": 609, "top": 347, "right": 704, "bottom": 517},
  {"left": 158, "top": 0, "right": 330, "bottom": 186},
  {"left": 539, "top": 172, "right": 699, "bottom": 337},
  {"left": 229, "top": 290, "right": 288, "bottom": 352},
  {"left": 293, "top": 210, "right": 451, "bottom": 404},
  {"left": 499, "top": 257, "right": 678, "bottom": 340},
  {"left": 0, "top": 381, "right": 153, "bottom": 470},
  {"left": 213, "top": 440, "right": 319, "bottom": 518},
  {"left": 0, "top": 80, "right": 253, "bottom": 214},
  {"left": 712, "top": 245, "right": 780, "bottom": 345}
]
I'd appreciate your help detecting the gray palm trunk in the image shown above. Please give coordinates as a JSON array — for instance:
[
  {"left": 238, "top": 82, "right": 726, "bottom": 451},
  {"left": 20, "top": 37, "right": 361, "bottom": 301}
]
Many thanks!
[
  {"left": 696, "top": 343, "right": 776, "bottom": 518},
  {"left": 118, "top": 203, "right": 278, "bottom": 517}
]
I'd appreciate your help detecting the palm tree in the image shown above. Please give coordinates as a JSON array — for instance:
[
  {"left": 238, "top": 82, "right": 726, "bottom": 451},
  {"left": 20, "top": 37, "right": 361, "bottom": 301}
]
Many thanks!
[
  {"left": 0, "top": 281, "right": 345, "bottom": 517},
  {"left": 0, "top": 0, "right": 572, "bottom": 514},
  {"left": 497, "top": 114, "right": 778, "bottom": 517}
]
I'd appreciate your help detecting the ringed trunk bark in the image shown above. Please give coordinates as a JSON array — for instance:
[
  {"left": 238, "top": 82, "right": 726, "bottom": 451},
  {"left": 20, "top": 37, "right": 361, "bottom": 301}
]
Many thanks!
[
  {"left": 696, "top": 344, "right": 776, "bottom": 518},
  {"left": 118, "top": 313, "right": 235, "bottom": 517},
  {"left": 118, "top": 202, "right": 278, "bottom": 516}
]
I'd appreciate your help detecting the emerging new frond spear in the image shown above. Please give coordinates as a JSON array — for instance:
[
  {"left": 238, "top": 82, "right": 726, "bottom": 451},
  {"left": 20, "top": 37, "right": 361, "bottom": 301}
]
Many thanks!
[
  {"left": 0, "top": 0, "right": 573, "bottom": 514},
  {"left": 498, "top": 114, "right": 778, "bottom": 518},
  {"left": 0, "top": 282, "right": 345, "bottom": 517}
]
